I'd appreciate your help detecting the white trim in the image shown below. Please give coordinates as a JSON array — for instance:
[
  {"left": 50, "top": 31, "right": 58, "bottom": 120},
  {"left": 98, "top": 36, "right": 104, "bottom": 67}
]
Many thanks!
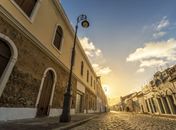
[
  {"left": 87, "top": 110, "right": 95, "bottom": 113},
  {"left": 30, "top": 0, "right": 42, "bottom": 22},
  {"left": 35, "top": 67, "right": 57, "bottom": 108},
  {"left": 49, "top": 108, "right": 75, "bottom": 117},
  {"left": 0, "top": 33, "right": 18, "bottom": 97},
  {"left": 10, "top": 0, "right": 42, "bottom": 23},
  {"left": 70, "top": 108, "right": 75, "bottom": 115},
  {"left": 0, "top": 107, "right": 37, "bottom": 121},
  {"left": 49, "top": 108, "right": 62, "bottom": 117},
  {"left": 51, "top": 24, "right": 64, "bottom": 54},
  {"left": 0, "top": 108, "right": 75, "bottom": 121}
]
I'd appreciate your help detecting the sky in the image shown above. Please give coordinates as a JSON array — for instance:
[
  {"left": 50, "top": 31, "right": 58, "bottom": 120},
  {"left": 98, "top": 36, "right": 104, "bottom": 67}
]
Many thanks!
[{"left": 60, "top": 0, "right": 176, "bottom": 105}]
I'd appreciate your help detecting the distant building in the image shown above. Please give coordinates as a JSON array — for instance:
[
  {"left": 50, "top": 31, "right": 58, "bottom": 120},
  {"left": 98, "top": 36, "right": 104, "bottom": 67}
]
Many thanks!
[
  {"left": 117, "top": 65, "right": 176, "bottom": 115},
  {"left": 141, "top": 65, "right": 176, "bottom": 115},
  {"left": 0, "top": 0, "right": 107, "bottom": 121},
  {"left": 118, "top": 93, "right": 136, "bottom": 112},
  {"left": 96, "top": 77, "right": 108, "bottom": 113}
]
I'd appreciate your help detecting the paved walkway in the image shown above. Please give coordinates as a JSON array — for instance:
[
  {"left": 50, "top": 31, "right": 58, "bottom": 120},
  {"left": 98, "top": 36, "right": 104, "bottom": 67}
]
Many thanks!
[
  {"left": 0, "top": 113, "right": 99, "bottom": 130},
  {"left": 71, "top": 111, "right": 176, "bottom": 130}
]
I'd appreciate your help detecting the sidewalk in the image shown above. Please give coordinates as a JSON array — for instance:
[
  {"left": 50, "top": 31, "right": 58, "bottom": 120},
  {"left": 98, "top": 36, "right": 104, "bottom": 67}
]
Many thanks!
[{"left": 0, "top": 113, "right": 100, "bottom": 130}]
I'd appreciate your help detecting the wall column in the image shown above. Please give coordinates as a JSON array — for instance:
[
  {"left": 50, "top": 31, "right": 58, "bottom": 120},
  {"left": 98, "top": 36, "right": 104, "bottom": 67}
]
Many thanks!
[
  {"left": 166, "top": 95, "right": 176, "bottom": 114},
  {"left": 150, "top": 98, "right": 156, "bottom": 113},
  {"left": 147, "top": 99, "right": 152, "bottom": 113},
  {"left": 160, "top": 97, "right": 167, "bottom": 114},
  {"left": 172, "top": 94, "right": 176, "bottom": 105},
  {"left": 161, "top": 96, "right": 171, "bottom": 114},
  {"left": 145, "top": 100, "right": 149, "bottom": 112},
  {"left": 155, "top": 98, "right": 162, "bottom": 114},
  {"left": 166, "top": 96, "right": 174, "bottom": 114}
]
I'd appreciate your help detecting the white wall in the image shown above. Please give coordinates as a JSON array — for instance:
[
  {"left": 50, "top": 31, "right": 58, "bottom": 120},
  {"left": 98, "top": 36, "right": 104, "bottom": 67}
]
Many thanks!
[
  {"left": 0, "top": 107, "right": 37, "bottom": 121},
  {"left": 49, "top": 108, "right": 75, "bottom": 117}
]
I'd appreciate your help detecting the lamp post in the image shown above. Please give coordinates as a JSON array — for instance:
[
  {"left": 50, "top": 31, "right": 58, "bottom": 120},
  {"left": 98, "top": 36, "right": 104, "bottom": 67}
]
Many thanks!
[{"left": 60, "top": 14, "right": 89, "bottom": 122}]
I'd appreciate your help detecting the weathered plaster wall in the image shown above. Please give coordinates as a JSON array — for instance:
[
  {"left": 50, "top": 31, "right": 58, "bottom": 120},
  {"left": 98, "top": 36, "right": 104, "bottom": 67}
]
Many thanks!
[{"left": 0, "top": 16, "right": 77, "bottom": 109}]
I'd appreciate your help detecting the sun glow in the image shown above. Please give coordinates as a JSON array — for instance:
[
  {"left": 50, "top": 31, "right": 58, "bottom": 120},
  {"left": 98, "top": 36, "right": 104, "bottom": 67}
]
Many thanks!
[{"left": 102, "top": 84, "right": 110, "bottom": 96}]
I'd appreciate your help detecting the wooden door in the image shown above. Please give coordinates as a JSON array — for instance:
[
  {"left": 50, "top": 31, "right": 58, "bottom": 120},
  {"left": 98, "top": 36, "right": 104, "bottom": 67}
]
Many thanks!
[
  {"left": 0, "top": 40, "right": 11, "bottom": 78},
  {"left": 36, "top": 70, "right": 54, "bottom": 117}
]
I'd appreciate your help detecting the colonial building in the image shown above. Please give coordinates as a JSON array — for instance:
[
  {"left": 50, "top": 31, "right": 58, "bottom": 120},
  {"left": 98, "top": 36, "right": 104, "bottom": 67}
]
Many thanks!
[
  {"left": 118, "top": 65, "right": 176, "bottom": 116},
  {"left": 96, "top": 77, "right": 108, "bottom": 113},
  {"left": 118, "top": 92, "right": 140, "bottom": 112},
  {"left": 0, "top": 0, "right": 107, "bottom": 121},
  {"left": 141, "top": 65, "right": 176, "bottom": 115}
]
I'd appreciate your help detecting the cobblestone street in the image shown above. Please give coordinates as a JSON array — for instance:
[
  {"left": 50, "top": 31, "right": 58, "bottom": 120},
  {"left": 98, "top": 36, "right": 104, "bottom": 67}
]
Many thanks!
[{"left": 71, "top": 111, "right": 176, "bottom": 130}]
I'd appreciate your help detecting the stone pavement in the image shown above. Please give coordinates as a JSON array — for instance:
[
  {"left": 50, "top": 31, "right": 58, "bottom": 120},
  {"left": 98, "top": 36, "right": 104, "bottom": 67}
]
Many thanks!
[
  {"left": 71, "top": 111, "right": 176, "bottom": 130},
  {"left": 0, "top": 113, "right": 99, "bottom": 130}
]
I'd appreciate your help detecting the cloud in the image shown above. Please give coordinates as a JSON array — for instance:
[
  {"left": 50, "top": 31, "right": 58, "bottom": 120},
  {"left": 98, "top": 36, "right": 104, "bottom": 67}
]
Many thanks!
[
  {"left": 80, "top": 37, "right": 111, "bottom": 76},
  {"left": 127, "top": 38, "right": 176, "bottom": 72},
  {"left": 155, "top": 16, "right": 170, "bottom": 31},
  {"left": 143, "top": 16, "right": 171, "bottom": 39},
  {"left": 153, "top": 16, "right": 170, "bottom": 39},
  {"left": 95, "top": 49, "right": 102, "bottom": 56},
  {"left": 99, "top": 67, "right": 112, "bottom": 75},
  {"left": 80, "top": 37, "right": 95, "bottom": 57},
  {"left": 137, "top": 68, "right": 145, "bottom": 73},
  {"left": 92, "top": 64, "right": 112, "bottom": 75},
  {"left": 145, "top": 16, "right": 170, "bottom": 39},
  {"left": 92, "top": 63, "right": 111, "bottom": 75},
  {"left": 153, "top": 31, "right": 166, "bottom": 39},
  {"left": 139, "top": 59, "right": 166, "bottom": 67}
]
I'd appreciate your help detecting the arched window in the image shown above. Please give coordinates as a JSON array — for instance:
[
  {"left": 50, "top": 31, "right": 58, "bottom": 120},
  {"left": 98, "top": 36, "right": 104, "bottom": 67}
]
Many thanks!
[
  {"left": 0, "top": 40, "right": 11, "bottom": 79},
  {"left": 53, "top": 26, "right": 63, "bottom": 51},
  {"left": 81, "top": 61, "right": 84, "bottom": 76}
]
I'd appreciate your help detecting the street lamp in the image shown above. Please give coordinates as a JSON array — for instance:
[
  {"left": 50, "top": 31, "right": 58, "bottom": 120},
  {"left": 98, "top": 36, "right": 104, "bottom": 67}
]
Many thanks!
[{"left": 60, "top": 14, "right": 89, "bottom": 122}]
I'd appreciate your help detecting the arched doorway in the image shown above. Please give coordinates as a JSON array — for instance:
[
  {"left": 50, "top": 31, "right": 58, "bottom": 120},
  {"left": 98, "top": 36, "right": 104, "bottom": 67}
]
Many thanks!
[
  {"left": 0, "top": 34, "right": 18, "bottom": 98},
  {"left": 0, "top": 39, "right": 11, "bottom": 78},
  {"left": 36, "top": 70, "right": 55, "bottom": 117}
]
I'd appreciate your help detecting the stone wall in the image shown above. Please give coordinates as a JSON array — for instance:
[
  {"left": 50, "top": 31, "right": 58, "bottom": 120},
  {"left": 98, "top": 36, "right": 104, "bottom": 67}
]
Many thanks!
[
  {"left": 0, "top": 66, "right": 40, "bottom": 107},
  {"left": 0, "top": 16, "right": 77, "bottom": 108}
]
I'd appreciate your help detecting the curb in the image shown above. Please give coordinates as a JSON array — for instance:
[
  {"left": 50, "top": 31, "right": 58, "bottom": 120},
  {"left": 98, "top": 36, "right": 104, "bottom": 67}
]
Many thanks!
[{"left": 52, "top": 115, "right": 98, "bottom": 130}]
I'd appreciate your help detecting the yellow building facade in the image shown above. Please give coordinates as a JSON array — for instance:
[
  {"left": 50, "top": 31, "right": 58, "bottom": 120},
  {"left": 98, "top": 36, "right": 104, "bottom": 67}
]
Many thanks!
[{"left": 0, "top": 0, "right": 107, "bottom": 121}]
